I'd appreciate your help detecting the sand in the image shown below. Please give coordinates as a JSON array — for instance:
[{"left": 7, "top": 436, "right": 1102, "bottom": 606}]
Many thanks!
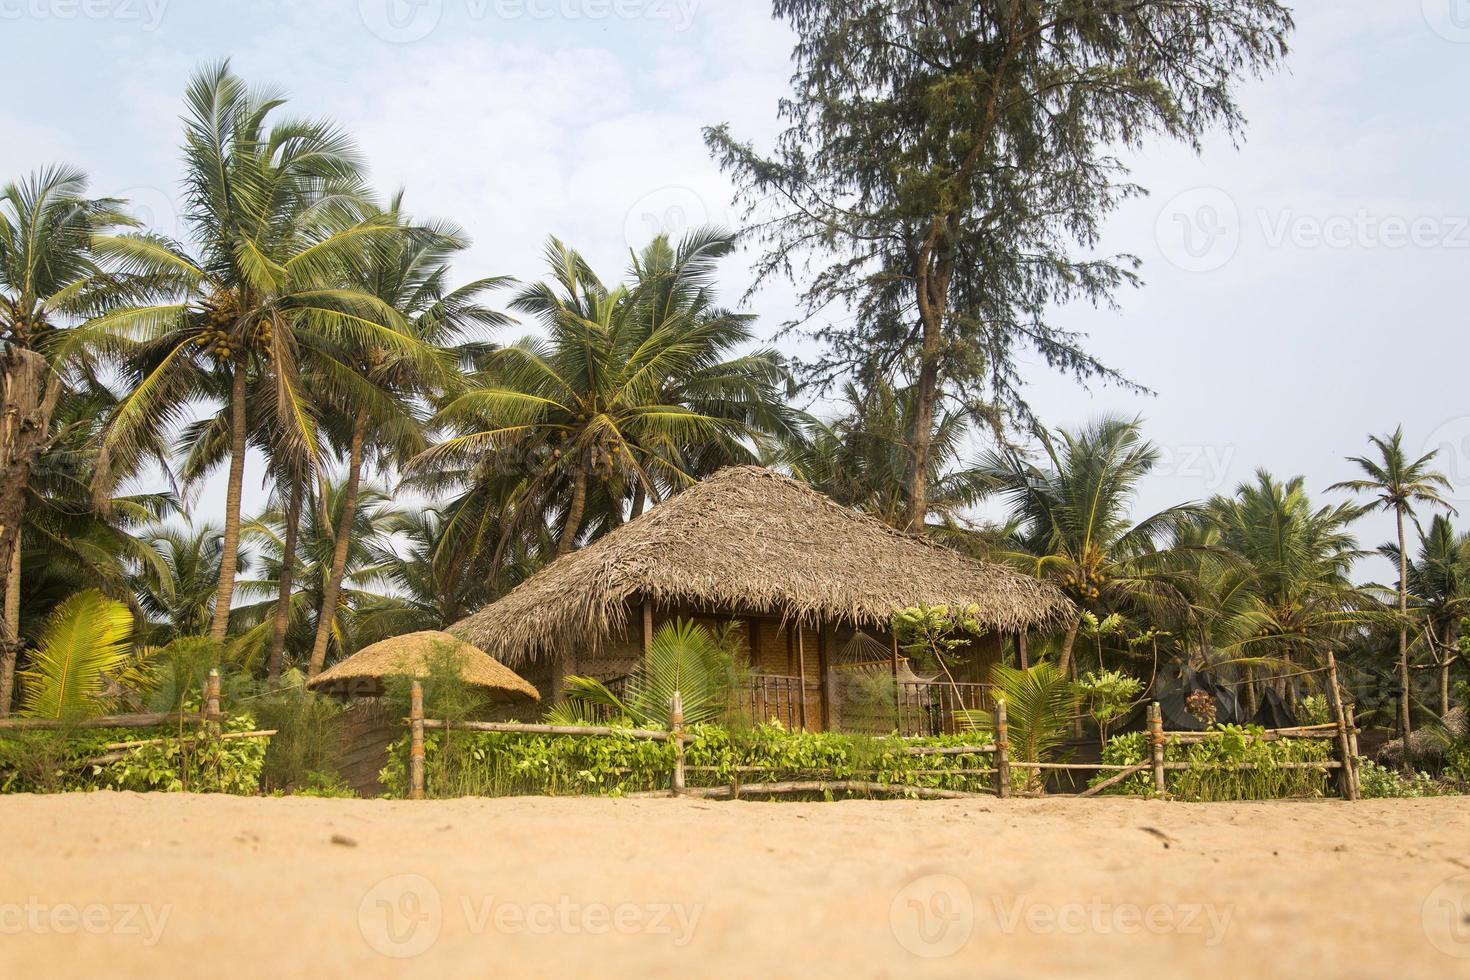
[{"left": 1, "top": 793, "right": 1467, "bottom": 978}]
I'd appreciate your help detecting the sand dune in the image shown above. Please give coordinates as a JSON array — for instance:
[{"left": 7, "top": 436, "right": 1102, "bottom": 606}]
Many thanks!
[{"left": 1, "top": 793, "right": 1467, "bottom": 978}]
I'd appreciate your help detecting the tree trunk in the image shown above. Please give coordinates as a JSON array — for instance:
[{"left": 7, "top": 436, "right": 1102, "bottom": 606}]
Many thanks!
[
  {"left": 266, "top": 474, "right": 304, "bottom": 681},
  {"left": 1058, "top": 618, "right": 1080, "bottom": 675},
  {"left": 1396, "top": 507, "right": 1411, "bottom": 740},
  {"left": 1016, "top": 631, "right": 1029, "bottom": 669},
  {"left": 307, "top": 414, "right": 367, "bottom": 679},
  {"left": 0, "top": 348, "right": 57, "bottom": 626},
  {"left": 209, "top": 366, "right": 250, "bottom": 644},
  {"left": 630, "top": 484, "right": 646, "bottom": 521},
  {"left": 0, "top": 527, "right": 18, "bottom": 719},
  {"left": 1442, "top": 662, "right": 1452, "bottom": 720},
  {"left": 558, "top": 466, "right": 588, "bottom": 556}
]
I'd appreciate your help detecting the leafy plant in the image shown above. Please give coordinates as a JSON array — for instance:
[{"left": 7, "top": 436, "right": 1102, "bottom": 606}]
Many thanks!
[
  {"left": 1077, "top": 668, "right": 1143, "bottom": 747},
  {"left": 971, "top": 663, "right": 1080, "bottom": 791},
  {"left": 549, "top": 619, "right": 747, "bottom": 729},
  {"left": 1357, "top": 759, "right": 1446, "bottom": 799},
  {"left": 18, "top": 589, "right": 139, "bottom": 720},
  {"left": 1095, "top": 725, "right": 1336, "bottom": 801}
]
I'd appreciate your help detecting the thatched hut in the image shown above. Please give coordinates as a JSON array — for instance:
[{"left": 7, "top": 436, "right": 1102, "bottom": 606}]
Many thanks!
[
  {"left": 453, "top": 466, "right": 1074, "bottom": 734},
  {"left": 309, "top": 631, "right": 540, "bottom": 795}
]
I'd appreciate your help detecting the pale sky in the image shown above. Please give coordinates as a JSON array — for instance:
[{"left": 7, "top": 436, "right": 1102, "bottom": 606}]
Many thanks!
[{"left": 4, "top": 1, "right": 1467, "bottom": 582}]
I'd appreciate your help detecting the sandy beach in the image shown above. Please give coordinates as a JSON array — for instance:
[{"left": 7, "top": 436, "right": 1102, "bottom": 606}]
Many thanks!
[{"left": 1, "top": 793, "right": 1467, "bottom": 978}]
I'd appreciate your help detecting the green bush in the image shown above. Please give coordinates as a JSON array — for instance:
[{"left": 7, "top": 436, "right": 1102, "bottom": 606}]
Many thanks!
[
  {"left": 1357, "top": 760, "right": 1446, "bottom": 799},
  {"left": 1094, "top": 725, "right": 1335, "bottom": 801},
  {"left": 381, "top": 721, "right": 998, "bottom": 799},
  {"left": 0, "top": 714, "right": 267, "bottom": 795}
]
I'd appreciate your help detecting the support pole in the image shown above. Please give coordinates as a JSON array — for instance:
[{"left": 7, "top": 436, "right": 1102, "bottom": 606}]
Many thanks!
[
  {"left": 994, "top": 699, "right": 1010, "bottom": 799},
  {"left": 205, "top": 669, "right": 221, "bottom": 720},
  {"left": 795, "top": 627, "right": 808, "bottom": 731},
  {"left": 1325, "top": 650, "right": 1358, "bottom": 801},
  {"left": 670, "top": 690, "right": 685, "bottom": 797},
  {"left": 1148, "top": 702, "right": 1167, "bottom": 797},
  {"left": 410, "top": 679, "right": 425, "bottom": 801},
  {"left": 890, "top": 631, "right": 902, "bottom": 733}
]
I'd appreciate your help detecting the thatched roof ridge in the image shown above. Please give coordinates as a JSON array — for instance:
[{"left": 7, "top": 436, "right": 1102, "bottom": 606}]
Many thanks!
[
  {"left": 452, "top": 467, "right": 1076, "bottom": 667},
  {"left": 453, "top": 466, "right": 1074, "bottom": 665},
  {"left": 307, "top": 631, "right": 540, "bottom": 701}
]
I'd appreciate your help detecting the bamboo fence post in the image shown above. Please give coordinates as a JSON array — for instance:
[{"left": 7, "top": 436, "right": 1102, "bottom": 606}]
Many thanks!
[
  {"left": 994, "top": 699, "right": 1010, "bottom": 799},
  {"left": 409, "top": 680, "right": 425, "bottom": 801},
  {"left": 205, "top": 669, "right": 221, "bottom": 721},
  {"left": 670, "top": 690, "right": 686, "bottom": 797},
  {"left": 1147, "top": 702, "right": 1167, "bottom": 797},
  {"left": 1346, "top": 707, "right": 1362, "bottom": 800},
  {"left": 1325, "top": 650, "right": 1358, "bottom": 801}
]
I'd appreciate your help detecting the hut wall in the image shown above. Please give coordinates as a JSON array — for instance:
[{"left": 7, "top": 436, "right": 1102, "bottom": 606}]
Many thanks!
[{"left": 332, "top": 701, "right": 400, "bottom": 798}]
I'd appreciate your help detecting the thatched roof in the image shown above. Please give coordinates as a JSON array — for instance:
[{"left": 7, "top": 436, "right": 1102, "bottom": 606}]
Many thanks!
[
  {"left": 306, "top": 631, "right": 541, "bottom": 701},
  {"left": 453, "top": 466, "right": 1074, "bottom": 666}
]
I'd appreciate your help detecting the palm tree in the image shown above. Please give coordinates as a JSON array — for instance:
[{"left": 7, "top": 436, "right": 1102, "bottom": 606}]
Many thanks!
[
  {"left": 979, "top": 416, "right": 1197, "bottom": 675},
  {"left": 415, "top": 230, "right": 793, "bottom": 563},
  {"left": 777, "top": 380, "right": 988, "bottom": 529},
  {"left": 302, "top": 198, "right": 503, "bottom": 678},
  {"left": 0, "top": 166, "right": 137, "bottom": 713},
  {"left": 131, "top": 521, "right": 242, "bottom": 644},
  {"left": 1205, "top": 471, "right": 1375, "bottom": 710},
  {"left": 1329, "top": 427, "right": 1455, "bottom": 737},
  {"left": 236, "top": 478, "right": 408, "bottom": 673},
  {"left": 1387, "top": 514, "right": 1470, "bottom": 717},
  {"left": 90, "top": 61, "right": 419, "bottom": 646}
]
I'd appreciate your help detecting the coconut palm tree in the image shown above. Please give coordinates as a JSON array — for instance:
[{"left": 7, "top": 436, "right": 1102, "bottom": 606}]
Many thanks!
[
  {"left": 89, "top": 61, "right": 424, "bottom": 646},
  {"left": 0, "top": 167, "right": 139, "bottom": 713},
  {"left": 978, "top": 416, "right": 1198, "bottom": 675},
  {"left": 1329, "top": 427, "right": 1455, "bottom": 737},
  {"left": 777, "top": 380, "right": 988, "bottom": 530},
  {"left": 414, "top": 230, "right": 794, "bottom": 563},
  {"left": 1386, "top": 514, "right": 1470, "bottom": 717},
  {"left": 131, "top": 521, "right": 244, "bottom": 644},
  {"left": 1205, "top": 471, "right": 1376, "bottom": 708},
  {"left": 302, "top": 198, "right": 504, "bottom": 678}
]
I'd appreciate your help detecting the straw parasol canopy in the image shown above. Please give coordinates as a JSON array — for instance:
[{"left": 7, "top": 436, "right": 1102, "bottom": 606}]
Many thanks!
[
  {"left": 453, "top": 466, "right": 1075, "bottom": 666},
  {"left": 306, "top": 631, "right": 541, "bottom": 701}
]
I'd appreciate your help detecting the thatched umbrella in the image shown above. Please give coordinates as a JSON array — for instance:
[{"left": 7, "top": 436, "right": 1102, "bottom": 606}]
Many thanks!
[{"left": 307, "top": 631, "right": 540, "bottom": 702}]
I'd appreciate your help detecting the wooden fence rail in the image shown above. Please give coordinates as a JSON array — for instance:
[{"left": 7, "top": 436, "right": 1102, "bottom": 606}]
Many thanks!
[{"left": 404, "top": 687, "right": 1363, "bottom": 803}]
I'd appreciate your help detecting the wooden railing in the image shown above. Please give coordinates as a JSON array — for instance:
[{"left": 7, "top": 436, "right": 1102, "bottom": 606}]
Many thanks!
[
  {"left": 895, "top": 679, "right": 996, "bottom": 737},
  {"left": 740, "top": 674, "right": 813, "bottom": 730}
]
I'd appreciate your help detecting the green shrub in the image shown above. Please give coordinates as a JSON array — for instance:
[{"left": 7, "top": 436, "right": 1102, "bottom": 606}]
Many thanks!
[
  {"left": 381, "top": 721, "right": 998, "bottom": 799},
  {"left": 1357, "top": 760, "right": 1445, "bottom": 799},
  {"left": 249, "top": 676, "right": 346, "bottom": 793},
  {"left": 1093, "top": 725, "right": 1334, "bottom": 801}
]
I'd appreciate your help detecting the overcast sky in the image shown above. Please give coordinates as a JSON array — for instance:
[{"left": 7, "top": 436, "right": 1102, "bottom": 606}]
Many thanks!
[{"left": 3, "top": 0, "right": 1467, "bottom": 582}]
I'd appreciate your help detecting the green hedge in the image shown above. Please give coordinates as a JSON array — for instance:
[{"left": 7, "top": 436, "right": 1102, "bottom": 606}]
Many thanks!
[
  {"left": 381, "top": 722, "right": 999, "bottom": 799},
  {"left": 0, "top": 713, "right": 267, "bottom": 795},
  {"left": 1093, "top": 725, "right": 1334, "bottom": 800}
]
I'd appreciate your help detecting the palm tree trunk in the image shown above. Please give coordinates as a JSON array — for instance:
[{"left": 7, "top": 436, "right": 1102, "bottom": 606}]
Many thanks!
[
  {"left": 266, "top": 474, "right": 304, "bottom": 680},
  {"left": 558, "top": 466, "right": 588, "bottom": 556},
  {"left": 1396, "top": 506, "right": 1411, "bottom": 740},
  {"left": 1058, "top": 618, "right": 1080, "bottom": 675},
  {"left": 209, "top": 366, "right": 250, "bottom": 644},
  {"left": 0, "top": 348, "right": 58, "bottom": 638},
  {"left": 307, "top": 415, "right": 367, "bottom": 679},
  {"left": 1016, "top": 631, "right": 1029, "bottom": 669},
  {"left": 0, "top": 529, "right": 19, "bottom": 718}
]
